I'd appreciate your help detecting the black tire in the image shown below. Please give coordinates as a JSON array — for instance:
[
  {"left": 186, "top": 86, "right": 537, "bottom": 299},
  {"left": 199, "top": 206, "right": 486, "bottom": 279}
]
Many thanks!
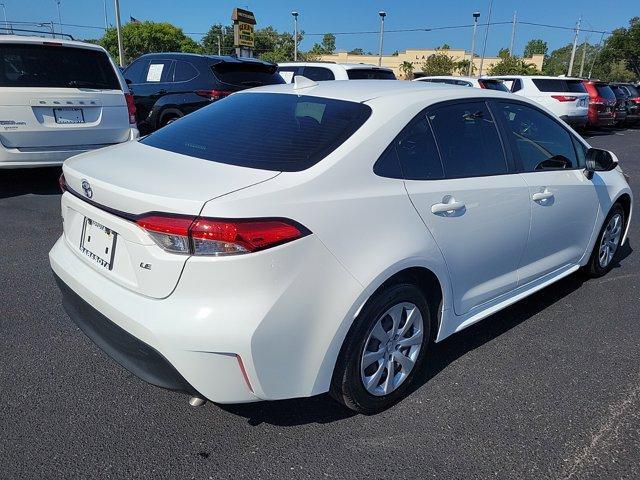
[
  {"left": 583, "top": 203, "right": 626, "bottom": 278},
  {"left": 330, "top": 283, "right": 431, "bottom": 414},
  {"left": 160, "top": 114, "right": 180, "bottom": 128}
]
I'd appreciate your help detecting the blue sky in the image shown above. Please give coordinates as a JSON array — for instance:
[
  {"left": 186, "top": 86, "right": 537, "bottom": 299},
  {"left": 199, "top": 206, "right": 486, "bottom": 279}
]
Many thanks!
[{"left": 2, "top": 0, "right": 635, "bottom": 56}]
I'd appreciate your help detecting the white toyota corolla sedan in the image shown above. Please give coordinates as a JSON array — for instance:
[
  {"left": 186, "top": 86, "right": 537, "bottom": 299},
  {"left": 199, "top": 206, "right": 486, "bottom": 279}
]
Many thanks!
[{"left": 50, "top": 79, "right": 632, "bottom": 413}]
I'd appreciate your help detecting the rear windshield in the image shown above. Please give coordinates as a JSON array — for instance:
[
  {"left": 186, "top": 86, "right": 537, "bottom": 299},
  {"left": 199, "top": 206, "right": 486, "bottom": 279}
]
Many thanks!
[
  {"left": 595, "top": 84, "right": 616, "bottom": 100},
  {"left": 211, "top": 62, "right": 285, "bottom": 88},
  {"left": 0, "top": 44, "right": 120, "bottom": 89},
  {"left": 478, "top": 79, "right": 509, "bottom": 92},
  {"left": 141, "top": 93, "right": 372, "bottom": 172},
  {"left": 347, "top": 69, "right": 396, "bottom": 80},
  {"left": 532, "top": 79, "right": 587, "bottom": 93}
]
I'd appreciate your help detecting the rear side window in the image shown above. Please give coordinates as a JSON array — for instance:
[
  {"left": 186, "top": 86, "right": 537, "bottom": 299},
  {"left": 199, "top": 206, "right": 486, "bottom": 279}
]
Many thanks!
[
  {"left": 428, "top": 102, "right": 507, "bottom": 178},
  {"left": 395, "top": 117, "right": 444, "bottom": 180},
  {"left": 303, "top": 67, "right": 335, "bottom": 81},
  {"left": 347, "top": 69, "right": 396, "bottom": 80},
  {"left": 0, "top": 44, "right": 120, "bottom": 89},
  {"left": 211, "top": 62, "right": 285, "bottom": 88},
  {"left": 141, "top": 93, "right": 371, "bottom": 172},
  {"left": 494, "top": 101, "right": 577, "bottom": 171},
  {"left": 173, "top": 61, "right": 198, "bottom": 82},
  {"left": 478, "top": 80, "right": 509, "bottom": 92},
  {"left": 532, "top": 79, "right": 587, "bottom": 93}
]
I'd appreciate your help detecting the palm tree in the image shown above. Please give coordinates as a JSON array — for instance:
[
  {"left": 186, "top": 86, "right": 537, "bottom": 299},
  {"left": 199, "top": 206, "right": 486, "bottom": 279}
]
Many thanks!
[{"left": 399, "top": 61, "right": 414, "bottom": 80}]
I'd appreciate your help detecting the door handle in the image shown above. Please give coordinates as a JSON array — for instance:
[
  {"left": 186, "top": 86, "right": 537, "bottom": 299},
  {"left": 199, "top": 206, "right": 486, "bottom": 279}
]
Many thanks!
[
  {"left": 431, "top": 200, "right": 466, "bottom": 214},
  {"left": 532, "top": 190, "right": 554, "bottom": 202}
]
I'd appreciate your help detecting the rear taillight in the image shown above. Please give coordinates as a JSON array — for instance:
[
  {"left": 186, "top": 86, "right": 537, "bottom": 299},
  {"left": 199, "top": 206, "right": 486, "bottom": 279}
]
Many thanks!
[
  {"left": 58, "top": 173, "right": 67, "bottom": 193},
  {"left": 135, "top": 214, "right": 309, "bottom": 256},
  {"left": 195, "top": 89, "right": 232, "bottom": 101},
  {"left": 551, "top": 95, "right": 577, "bottom": 102},
  {"left": 125, "top": 93, "right": 137, "bottom": 125}
]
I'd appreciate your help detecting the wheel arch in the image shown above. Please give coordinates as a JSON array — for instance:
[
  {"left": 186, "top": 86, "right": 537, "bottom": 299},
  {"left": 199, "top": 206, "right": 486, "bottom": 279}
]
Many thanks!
[{"left": 615, "top": 192, "right": 632, "bottom": 243}]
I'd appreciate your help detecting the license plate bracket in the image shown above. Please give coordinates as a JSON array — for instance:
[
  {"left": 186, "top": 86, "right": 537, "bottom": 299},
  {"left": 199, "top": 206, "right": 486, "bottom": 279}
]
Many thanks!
[
  {"left": 79, "top": 218, "right": 117, "bottom": 270},
  {"left": 54, "top": 107, "right": 85, "bottom": 124}
]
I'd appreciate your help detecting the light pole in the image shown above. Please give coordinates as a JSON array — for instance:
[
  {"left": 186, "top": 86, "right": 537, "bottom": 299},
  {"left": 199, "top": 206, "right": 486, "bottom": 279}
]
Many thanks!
[
  {"left": 0, "top": 4, "right": 7, "bottom": 32},
  {"left": 292, "top": 11, "right": 299, "bottom": 61},
  {"left": 114, "top": 0, "right": 125, "bottom": 67},
  {"left": 54, "top": 1, "right": 62, "bottom": 38},
  {"left": 468, "top": 11, "right": 480, "bottom": 76},
  {"left": 478, "top": 0, "right": 493, "bottom": 76},
  {"left": 103, "top": 0, "right": 108, "bottom": 28},
  {"left": 378, "top": 11, "right": 386, "bottom": 67}
]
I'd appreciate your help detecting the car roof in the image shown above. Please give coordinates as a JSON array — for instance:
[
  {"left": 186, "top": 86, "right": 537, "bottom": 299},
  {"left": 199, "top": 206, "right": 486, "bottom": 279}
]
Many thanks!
[
  {"left": 0, "top": 35, "right": 106, "bottom": 52},
  {"left": 416, "top": 76, "right": 482, "bottom": 82},
  {"left": 487, "top": 75, "right": 584, "bottom": 81},
  {"left": 138, "top": 52, "right": 275, "bottom": 66},
  {"left": 278, "top": 61, "right": 393, "bottom": 72},
  {"left": 239, "top": 79, "right": 517, "bottom": 104}
]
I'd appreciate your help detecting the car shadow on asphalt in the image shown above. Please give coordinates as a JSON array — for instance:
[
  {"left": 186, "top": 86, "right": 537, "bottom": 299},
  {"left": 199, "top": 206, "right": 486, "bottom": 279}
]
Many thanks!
[
  {"left": 219, "top": 241, "right": 633, "bottom": 427},
  {"left": 0, "top": 167, "right": 62, "bottom": 199}
]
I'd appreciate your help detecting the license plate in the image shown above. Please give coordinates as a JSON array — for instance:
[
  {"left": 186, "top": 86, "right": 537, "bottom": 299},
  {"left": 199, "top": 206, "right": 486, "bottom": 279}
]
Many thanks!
[
  {"left": 578, "top": 98, "right": 587, "bottom": 107},
  {"left": 54, "top": 107, "right": 84, "bottom": 124},
  {"left": 79, "top": 218, "right": 117, "bottom": 270}
]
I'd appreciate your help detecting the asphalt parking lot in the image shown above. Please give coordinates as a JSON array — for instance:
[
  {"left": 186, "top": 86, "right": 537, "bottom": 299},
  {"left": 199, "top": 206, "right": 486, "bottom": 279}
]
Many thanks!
[{"left": 1, "top": 129, "right": 638, "bottom": 480}]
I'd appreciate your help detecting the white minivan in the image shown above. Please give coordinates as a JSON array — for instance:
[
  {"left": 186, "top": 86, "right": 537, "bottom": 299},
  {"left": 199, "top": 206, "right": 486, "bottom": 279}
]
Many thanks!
[
  {"left": 488, "top": 75, "right": 589, "bottom": 128},
  {"left": 0, "top": 36, "right": 138, "bottom": 168}
]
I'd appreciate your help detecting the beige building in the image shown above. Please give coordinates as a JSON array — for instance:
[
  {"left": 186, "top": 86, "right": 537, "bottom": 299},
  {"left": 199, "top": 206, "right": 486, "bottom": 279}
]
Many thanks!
[{"left": 317, "top": 49, "right": 544, "bottom": 79}]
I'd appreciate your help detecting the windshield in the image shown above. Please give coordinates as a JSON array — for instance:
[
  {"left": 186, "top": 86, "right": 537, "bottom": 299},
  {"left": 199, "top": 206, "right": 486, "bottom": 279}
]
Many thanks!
[
  {"left": 141, "top": 93, "right": 372, "bottom": 172},
  {"left": 595, "top": 84, "right": 616, "bottom": 100},
  {"left": 347, "top": 69, "right": 396, "bottom": 80},
  {"left": 0, "top": 44, "right": 120, "bottom": 89}
]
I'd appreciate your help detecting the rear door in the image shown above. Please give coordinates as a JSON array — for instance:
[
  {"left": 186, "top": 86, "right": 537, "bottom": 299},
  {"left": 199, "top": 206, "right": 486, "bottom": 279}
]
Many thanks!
[
  {"left": 402, "top": 100, "right": 530, "bottom": 315},
  {"left": 127, "top": 58, "right": 174, "bottom": 124},
  {"left": 0, "top": 42, "right": 131, "bottom": 150},
  {"left": 491, "top": 100, "right": 598, "bottom": 284}
]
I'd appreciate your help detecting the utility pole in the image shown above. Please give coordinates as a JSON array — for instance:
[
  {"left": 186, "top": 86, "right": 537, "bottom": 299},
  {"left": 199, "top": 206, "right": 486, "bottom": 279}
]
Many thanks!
[
  {"left": 103, "top": 0, "right": 108, "bottom": 28},
  {"left": 578, "top": 39, "right": 588, "bottom": 77},
  {"left": 478, "top": 0, "right": 493, "bottom": 76},
  {"left": 0, "top": 4, "right": 8, "bottom": 32},
  {"left": 54, "top": 1, "right": 62, "bottom": 38},
  {"left": 292, "top": 11, "right": 299, "bottom": 61},
  {"left": 114, "top": 0, "right": 125, "bottom": 67},
  {"left": 217, "top": 35, "right": 221, "bottom": 56},
  {"left": 509, "top": 11, "right": 517, "bottom": 56},
  {"left": 378, "top": 11, "right": 386, "bottom": 67},
  {"left": 567, "top": 15, "right": 582, "bottom": 77},
  {"left": 588, "top": 32, "right": 605, "bottom": 79},
  {"left": 468, "top": 11, "right": 480, "bottom": 76}
]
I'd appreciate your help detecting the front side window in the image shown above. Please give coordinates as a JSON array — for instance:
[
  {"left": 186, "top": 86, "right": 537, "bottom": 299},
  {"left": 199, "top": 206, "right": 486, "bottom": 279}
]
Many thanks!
[
  {"left": 478, "top": 79, "right": 509, "bottom": 92},
  {"left": 428, "top": 102, "right": 507, "bottom": 178},
  {"left": 123, "top": 58, "right": 147, "bottom": 84},
  {"left": 494, "top": 101, "right": 578, "bottom": 172},
  {"left": 141, "top": 93, "right": 371, "bottom": 172},
  {"left": 347, "top": 69, "right": 396, "bottom": 80},
  {"left": 143, "top": 60, "right": 173, "bottom": 83},
  {"left": 302, "top": 67, "right": 335, "bottom": 81}
]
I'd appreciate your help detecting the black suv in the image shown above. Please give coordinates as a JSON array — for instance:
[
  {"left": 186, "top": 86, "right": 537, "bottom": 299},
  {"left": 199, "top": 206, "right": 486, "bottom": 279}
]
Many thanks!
[{"left": 123, "top": 53, "right": 284, "bottom": 133}]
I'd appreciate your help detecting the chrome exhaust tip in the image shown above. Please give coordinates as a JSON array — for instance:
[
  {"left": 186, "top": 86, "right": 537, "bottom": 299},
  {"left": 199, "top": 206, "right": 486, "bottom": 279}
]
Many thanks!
[{"left": 188, "top": 396, "right": 207, "bottom": 407}]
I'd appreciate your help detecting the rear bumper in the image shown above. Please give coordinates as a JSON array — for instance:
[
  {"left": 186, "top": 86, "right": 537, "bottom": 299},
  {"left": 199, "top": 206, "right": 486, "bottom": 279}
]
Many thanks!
[
  {"left": 0, "top": 128, "right": 139, "bottom": 168},
  {"left": 560, "top": 114, "right": 588, "bottom": 128},
  {"left": 54, "top": 272, "right": 199, "bottom": 395}
]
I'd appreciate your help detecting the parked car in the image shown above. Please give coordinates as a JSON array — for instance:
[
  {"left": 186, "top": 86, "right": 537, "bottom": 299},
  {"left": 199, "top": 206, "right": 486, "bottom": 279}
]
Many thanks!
[
  {"left": 582, "top": 80, "right": 617, "bottom": 128},
  {"left": 51, "top": 81, "right": 632, "bottom": 414},
  {"left": 488, "top": 75, "right": 589, "bottom": 128},
  {"left": 609, "top": 83, "right": 630, "bottom": 126},
  {"left": 612, "top": 83, "right": 640, "bottom": 124},
  {"left": 277, "top": 62, "right": 396, "bottom": 82},
  {"left": 0, "top": 35, "right": 138, "bottom": 168},
  {"left": 413, "top": 76, "right": 509, "bottom": 92},
  {"left": 123, "top": 53, "right": 284, "bottom": 134}
]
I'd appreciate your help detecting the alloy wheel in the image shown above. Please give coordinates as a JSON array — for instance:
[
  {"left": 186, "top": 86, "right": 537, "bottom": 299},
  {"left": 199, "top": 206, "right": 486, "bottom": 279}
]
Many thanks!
[{"left": 599, "top": 213, "right": 623, "bottom": 268}]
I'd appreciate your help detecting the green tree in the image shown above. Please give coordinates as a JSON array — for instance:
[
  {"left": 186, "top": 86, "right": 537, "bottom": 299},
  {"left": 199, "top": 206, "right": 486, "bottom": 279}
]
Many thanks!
[
  {"left": 523, "top": 38, "right": 548, "bottom": 57},
  {"left": 254, "top": 26, "right": 299, "bottom": 63},
  {"left": 348, "top": 48, "right": 364, "bottom": 55},
  {"left": 489, "top": 55, "right": 539, "bottom": 75},
  {"left": 98, "top": 21, "right": 203, "bottom": 64},
  {"left": 498, "top": 47, "right": 510, "bottom": 59},
  {"left": 455, "top": 59, "right": 475, "bottom": 75},
  {"left": 543, "top": 42, "right": 600, "bottom": 76},
  {"left": 599, "top": 17, "right": 640, "bottom": 77},
  {"left": 309, "top": 33, "right": 336, "bottom": 56},
  {"left": 202, "top": 23, "right": 234, "bottom": 55},
  {"left": 399, "top": 61, "right": 414, "bottom": 79},
  {"left": 421, "top": 52, "right": 456, "bottom": 76}
]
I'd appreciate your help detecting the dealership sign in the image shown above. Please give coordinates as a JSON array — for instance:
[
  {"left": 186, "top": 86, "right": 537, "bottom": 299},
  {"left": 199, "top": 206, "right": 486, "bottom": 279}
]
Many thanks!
[{"left": 232, "top": 8, "right": 256, "bottom": 49}]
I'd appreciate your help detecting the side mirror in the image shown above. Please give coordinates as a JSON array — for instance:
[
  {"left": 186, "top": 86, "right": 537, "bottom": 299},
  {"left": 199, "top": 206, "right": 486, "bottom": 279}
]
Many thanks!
[{"left": 585, "top": 148, "right": 618, "bottom": 177}]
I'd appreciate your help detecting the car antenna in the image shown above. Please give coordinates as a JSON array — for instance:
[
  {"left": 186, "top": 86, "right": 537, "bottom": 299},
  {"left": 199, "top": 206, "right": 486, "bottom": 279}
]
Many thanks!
[{"left": 293, "top": 76, "right": 318, "bottom": 91}]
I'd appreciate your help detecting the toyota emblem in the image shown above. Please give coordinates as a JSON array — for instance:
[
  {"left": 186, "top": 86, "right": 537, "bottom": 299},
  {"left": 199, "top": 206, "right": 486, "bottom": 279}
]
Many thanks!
[{"left": 81, "top": 179, "right": 93, "bottom": 199}]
